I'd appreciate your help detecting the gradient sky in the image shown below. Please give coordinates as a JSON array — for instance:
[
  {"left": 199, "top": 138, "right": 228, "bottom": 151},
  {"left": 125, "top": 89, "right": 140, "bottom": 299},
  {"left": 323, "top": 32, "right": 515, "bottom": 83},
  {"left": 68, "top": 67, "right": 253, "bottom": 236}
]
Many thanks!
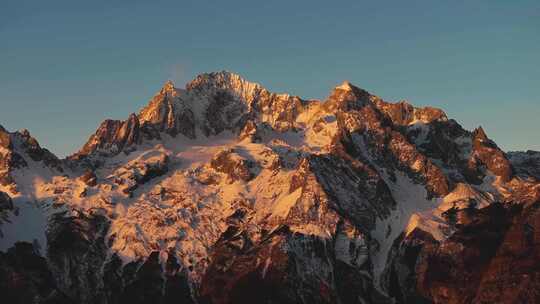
[{"left": 1, "top": 0, "right": 539, "bottom": 157}]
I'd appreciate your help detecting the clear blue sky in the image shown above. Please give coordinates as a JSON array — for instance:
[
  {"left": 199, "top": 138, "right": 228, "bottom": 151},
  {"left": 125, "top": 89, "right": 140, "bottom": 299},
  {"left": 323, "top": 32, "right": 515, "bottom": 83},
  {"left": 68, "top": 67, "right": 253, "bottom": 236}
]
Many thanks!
[{"left": 1, "top": 0, "right": 539, "bottom": 157}]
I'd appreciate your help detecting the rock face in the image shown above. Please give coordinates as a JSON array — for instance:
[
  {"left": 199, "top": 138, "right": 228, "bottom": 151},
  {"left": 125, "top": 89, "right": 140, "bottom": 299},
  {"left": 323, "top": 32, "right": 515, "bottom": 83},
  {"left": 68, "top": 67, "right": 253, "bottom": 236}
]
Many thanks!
[
  {"left": 467, "top": 127, "right": 513, "bottom": 183},
  {"left": 0, "top": 191, "right": 14, "bottom": 236},
  {"left": 509, "top": 150, "right": 540, "bottom": 181},
  {"left": 0, "top": 242, "right": 73, "bottom": 304},
  {"left": 0, "top": 71, "right": 539, "bottom": 304},
  {"left": 210, "top": 149, "right": 258, "bottom": 182},
  {"left": 0, "top": 126, "right": 63, "bottom": 192},
  {"left": 79, "top": 170, "right": 98, "bottom": 187},
  {"left": 386, "top": 202, "right": 540, "bottom": 304},
  {"left": 73, "top": 114, "right": 142, "bottom": 161}
]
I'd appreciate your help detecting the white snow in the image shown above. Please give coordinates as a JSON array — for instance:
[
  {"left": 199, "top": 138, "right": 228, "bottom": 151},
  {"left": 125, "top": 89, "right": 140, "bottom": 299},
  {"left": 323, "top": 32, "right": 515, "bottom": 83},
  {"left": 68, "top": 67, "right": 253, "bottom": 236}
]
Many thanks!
[
  {"left": 370, "top": 171, "right": 438, "bottom": 287},
  {"left": 0, "top": 198, "right": 51, "bottom": 253},
  {"left": 0, "top": 150, "right": 65, "bottom": 253},
  {"left": 335, "top": 81, "right": 354, "bottom": 91},
  {"left": 270, "top": 188, "right": 302, "bottom": 219}
]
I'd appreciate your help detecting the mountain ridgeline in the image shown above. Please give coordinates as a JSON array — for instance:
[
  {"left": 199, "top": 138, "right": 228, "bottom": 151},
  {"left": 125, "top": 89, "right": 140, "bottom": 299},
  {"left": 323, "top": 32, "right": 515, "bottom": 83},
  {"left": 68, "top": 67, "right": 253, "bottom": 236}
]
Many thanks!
[{"left": 0, "top": 71, "right": 539, "bottom": 304}]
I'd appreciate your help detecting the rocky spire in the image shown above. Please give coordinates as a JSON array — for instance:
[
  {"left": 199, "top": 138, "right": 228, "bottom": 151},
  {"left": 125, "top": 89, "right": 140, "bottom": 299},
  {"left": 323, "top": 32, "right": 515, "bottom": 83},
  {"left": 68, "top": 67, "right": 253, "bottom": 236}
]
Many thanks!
[
  {"left": 160, "top": 80, "right": 176, "bottom": 96},
  {"left": 326, "top": 80, "right": 373, "bottom": 111},
  {"left": 473, "top": 126, "right": 488, "bottom": 142},
  {"left": 469, "top": 125, "right": 513, "bottom": 182}
]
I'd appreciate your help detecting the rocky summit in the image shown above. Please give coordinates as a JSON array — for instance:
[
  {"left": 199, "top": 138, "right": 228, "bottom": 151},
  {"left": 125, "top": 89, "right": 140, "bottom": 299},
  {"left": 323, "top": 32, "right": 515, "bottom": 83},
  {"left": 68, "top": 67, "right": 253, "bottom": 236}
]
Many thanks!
[{"left": 0, "top": 71, "right": 539, "bottom": 304}]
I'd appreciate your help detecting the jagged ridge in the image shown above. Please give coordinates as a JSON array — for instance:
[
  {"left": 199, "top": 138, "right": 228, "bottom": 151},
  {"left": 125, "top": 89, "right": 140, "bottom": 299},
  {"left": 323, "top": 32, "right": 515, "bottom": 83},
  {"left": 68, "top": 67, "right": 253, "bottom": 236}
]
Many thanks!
[{"left": 0, "top": 71, "right": 539, "bottom": 304}]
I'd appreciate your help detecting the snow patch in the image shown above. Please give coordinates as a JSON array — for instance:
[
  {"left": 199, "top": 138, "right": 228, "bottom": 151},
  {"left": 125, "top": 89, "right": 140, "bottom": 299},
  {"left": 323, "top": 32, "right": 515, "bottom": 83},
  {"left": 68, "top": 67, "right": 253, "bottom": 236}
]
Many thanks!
[
  {"left": 271, "top": 188, "right": 302, "bottom": 219},
  {"left": 370, "top": 171, "right": 438, "bottom": 287}
]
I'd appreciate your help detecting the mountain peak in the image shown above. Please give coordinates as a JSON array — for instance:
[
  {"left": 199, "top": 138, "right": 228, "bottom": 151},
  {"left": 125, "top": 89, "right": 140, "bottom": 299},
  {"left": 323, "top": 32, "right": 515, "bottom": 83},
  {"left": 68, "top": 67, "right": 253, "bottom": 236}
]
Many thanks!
[
  {"left": 473, "top": 126, "right": 488, "bottom": 141},
  {"left": 3, "top": 70, "right": 540, "bottom": 304},
  {"left": 186, "top": 70, "right": 265, "bottom": 99},
  {"left": 161, "top": 80, "right": 175, "bottom": 92},
  {"left": 157, "top": 80, "right": 180, "bottom": 99},
  {"left": 187, "top": 70, "right": 244, "bottom": 87},
  {"left": 335, "top": 80, "right": 354, "bottom": 91}
]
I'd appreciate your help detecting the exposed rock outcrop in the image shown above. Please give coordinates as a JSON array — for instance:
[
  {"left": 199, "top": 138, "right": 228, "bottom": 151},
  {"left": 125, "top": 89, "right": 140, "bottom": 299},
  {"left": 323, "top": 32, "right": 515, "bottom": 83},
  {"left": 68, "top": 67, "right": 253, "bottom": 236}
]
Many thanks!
[{"left": 509, "top": 150, "right": 540, "bottom": 181}]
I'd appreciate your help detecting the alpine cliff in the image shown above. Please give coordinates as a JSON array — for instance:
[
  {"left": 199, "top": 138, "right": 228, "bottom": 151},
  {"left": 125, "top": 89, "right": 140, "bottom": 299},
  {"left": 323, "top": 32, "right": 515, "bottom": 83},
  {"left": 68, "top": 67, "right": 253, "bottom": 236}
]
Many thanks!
[{"left": 1, "top": 71, "right": 539, "bottom": 304}]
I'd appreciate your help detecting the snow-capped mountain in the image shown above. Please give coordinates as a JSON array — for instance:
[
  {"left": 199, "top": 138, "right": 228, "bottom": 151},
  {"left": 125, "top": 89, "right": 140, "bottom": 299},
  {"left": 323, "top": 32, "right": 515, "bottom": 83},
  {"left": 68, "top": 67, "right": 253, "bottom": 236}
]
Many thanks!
[{"left": 1, "top": 71, "right": 539, "bottom": 304}]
